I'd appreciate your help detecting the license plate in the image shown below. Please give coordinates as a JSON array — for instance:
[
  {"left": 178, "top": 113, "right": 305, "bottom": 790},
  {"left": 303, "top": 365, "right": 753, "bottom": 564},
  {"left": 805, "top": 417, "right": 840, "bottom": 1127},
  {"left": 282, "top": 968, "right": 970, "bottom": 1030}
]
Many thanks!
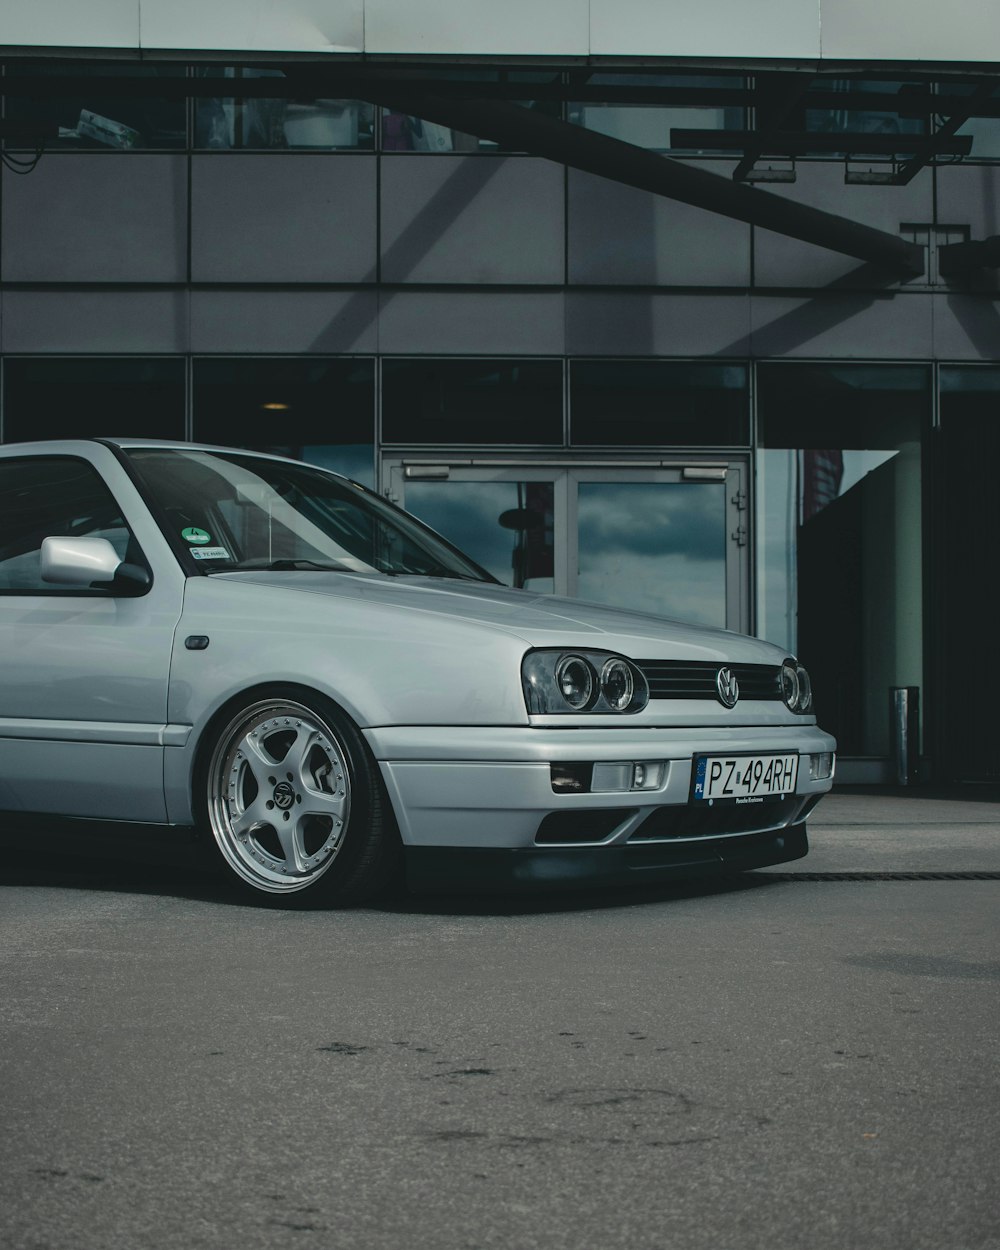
[{"left": 693, "top": 753, "right": 798, "bottom": 803}]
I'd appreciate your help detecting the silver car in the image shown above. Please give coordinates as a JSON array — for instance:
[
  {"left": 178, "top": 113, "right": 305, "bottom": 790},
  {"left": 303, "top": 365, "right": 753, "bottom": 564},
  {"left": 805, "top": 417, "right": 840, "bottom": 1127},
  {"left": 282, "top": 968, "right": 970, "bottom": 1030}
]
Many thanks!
[{"left": 0, "top": 440, "right": 836, "bottom": 904}]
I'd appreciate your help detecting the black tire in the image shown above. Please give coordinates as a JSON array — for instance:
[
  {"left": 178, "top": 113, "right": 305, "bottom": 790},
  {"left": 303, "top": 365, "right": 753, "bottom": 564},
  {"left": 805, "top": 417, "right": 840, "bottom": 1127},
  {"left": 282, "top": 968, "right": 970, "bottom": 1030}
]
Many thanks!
[{"left": 199, "top": 686, "right": 400, "bottom": 906}]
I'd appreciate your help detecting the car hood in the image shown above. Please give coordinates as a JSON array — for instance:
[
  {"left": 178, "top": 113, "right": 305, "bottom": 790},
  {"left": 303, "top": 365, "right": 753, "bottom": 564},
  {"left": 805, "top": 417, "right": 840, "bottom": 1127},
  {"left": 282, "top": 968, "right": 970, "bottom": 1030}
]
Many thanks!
[{"left": 213, "top": 571, "right": 787, "bottom": 663}]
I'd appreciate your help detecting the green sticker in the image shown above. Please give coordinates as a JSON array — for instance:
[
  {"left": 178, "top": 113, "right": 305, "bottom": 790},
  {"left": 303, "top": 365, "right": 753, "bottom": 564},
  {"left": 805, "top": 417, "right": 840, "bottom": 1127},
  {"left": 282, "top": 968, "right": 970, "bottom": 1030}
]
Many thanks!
[{"left": 181, "top": 527, "right": 211, "bottom": 545}]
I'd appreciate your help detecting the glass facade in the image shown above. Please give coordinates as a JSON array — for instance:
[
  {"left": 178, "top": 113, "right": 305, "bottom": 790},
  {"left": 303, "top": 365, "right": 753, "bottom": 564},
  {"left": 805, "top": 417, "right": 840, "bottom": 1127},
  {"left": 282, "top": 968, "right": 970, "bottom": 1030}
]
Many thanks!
[
  {"left": 2, "top": 358, "right": 185, "bottom": 442},
  {"left": 803, "top": 79, "right": 926, "bottom": 153},
  {"left": 381, "top": 70, "right": 562, "bottom": 153},
  {"left": 3, "top": 62, "right": 186, "bottom": 151},
  {"left": 382, "top": 359, "right": 562, "bottom": 445},
  {"left": 576, "top": 479, "right": 728, "bottom": 626},
  {"left": 403, "top": 479, "right": 556, "bottom": 591},
  {"left": 570, "top": 361, "right": 749, "bottom": 446},
  {"left": 757, "top": 364, "right": 929, "bottom": 758},
  {"left": 4, "top": 61, "right": 996, "bottom": 168},
  {"left": 567, "top": 72, "right": 744, "bottom": 154},
  {"left": 192, "top": 358, "right": 376, "bottom": 487},
  {"left": 946, "top": 82, "right": 1000, "bottom": 161},
  {"left": 194, "top": 69, "right": 375, "bottom": 150}
]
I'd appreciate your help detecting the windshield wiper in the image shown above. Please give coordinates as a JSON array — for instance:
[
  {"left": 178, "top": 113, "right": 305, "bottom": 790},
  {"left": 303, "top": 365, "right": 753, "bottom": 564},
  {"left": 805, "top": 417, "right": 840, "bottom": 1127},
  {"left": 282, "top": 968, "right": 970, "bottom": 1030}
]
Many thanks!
[
  {"left": 234, "top": 558, "right": 357, "bottom": 572},
  {"left": 380, "top": 568, "right": 491, "bottom": 583}
]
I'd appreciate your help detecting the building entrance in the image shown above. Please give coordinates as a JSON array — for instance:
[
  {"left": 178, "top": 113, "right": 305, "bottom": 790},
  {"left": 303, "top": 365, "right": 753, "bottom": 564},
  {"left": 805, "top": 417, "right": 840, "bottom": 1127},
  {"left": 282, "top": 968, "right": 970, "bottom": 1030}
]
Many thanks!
[{"left": 383, "top": 459, "right": 749, "bottom": 632}]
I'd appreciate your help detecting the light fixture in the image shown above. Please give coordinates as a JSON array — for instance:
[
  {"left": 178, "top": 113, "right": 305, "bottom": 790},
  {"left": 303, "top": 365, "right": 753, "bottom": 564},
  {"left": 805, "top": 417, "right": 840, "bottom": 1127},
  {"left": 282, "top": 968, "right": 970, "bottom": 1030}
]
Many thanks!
[{"left": 260, "top": 401, "right": 290, "bottom": 411}]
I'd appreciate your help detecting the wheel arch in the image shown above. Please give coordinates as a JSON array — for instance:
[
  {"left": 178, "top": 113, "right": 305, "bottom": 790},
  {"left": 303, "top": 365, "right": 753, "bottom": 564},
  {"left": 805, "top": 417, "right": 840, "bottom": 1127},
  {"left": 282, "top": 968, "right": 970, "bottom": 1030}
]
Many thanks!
[
  {"left": 188, "top": 682, "right": 403, "bottom": 904},
  {"left": 168, "top": 680, "right": 401, "bottom": 833}
]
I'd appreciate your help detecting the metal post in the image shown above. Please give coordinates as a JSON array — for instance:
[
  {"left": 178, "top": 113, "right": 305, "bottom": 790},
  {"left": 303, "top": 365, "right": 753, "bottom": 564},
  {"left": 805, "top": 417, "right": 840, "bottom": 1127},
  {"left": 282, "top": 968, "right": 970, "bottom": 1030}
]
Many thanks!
[{"left": 890, "top": 687, "right": 921, "bottom": 786}]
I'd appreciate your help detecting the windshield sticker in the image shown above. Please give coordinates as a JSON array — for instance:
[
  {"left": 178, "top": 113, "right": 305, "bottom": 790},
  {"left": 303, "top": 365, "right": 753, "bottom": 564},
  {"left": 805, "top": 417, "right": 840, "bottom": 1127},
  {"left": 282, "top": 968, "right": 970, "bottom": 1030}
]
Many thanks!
[
  {"left": 181, "top": 527, "right": 212, "bottom": 545},
  {"left": 190, "top": 546, "right": 231, "bottom": 561}
]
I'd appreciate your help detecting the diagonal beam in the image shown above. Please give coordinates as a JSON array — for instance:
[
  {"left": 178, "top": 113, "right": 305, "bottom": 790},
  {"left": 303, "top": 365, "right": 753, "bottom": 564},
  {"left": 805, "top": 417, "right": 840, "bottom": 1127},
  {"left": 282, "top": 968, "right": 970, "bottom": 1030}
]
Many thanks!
[
  {"left": 732, "top": 73, "right": 813, "bottom": 182},
  {"left": 347, "top": 85, "right": 924, "bottom": 274},
  {"left": 892, "top": 79, "right": 998, "bottom": 185}
]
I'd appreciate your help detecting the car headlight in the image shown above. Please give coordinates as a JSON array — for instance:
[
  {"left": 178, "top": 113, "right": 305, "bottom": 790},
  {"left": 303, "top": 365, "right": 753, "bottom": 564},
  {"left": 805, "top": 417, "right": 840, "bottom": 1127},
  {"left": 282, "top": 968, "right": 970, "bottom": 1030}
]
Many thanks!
[
  {"left": 555, "top": 654, "right": 595, "bottom": 710},
  {"left": 523, "top": 650, "right": 649, "bottom": 715},
  {"left": 781, "top": 658, "right": 813, "bottom": 714}
]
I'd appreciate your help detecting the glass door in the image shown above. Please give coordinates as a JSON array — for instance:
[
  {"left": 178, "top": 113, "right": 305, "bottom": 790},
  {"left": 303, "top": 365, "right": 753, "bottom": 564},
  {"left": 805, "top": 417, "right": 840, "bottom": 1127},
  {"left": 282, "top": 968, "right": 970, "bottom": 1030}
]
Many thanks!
[{"left": 384, "top": 460, "right": 748, "bottom": 631}]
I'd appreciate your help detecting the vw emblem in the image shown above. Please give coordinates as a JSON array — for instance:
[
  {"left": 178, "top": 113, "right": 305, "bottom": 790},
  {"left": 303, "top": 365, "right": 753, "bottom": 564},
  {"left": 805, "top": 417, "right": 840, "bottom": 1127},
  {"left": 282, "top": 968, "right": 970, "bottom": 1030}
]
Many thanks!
[
  {"left": 272, "top": 781, "right": 295, "bottom": 810},
  {"left": 716, "top": 667, "right": 739, "bottom": 708}
]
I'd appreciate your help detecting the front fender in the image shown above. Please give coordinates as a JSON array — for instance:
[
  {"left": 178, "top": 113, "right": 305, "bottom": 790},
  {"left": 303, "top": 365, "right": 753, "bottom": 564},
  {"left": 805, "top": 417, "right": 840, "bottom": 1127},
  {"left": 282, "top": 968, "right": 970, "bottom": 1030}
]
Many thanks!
[{"left": 163, "top": 577, "right": 530, "bottom": 824}]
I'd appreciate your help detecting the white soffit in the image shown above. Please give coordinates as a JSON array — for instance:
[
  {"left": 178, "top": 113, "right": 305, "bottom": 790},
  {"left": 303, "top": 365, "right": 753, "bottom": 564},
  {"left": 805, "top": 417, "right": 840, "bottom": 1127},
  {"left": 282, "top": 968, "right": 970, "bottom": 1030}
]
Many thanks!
[
  {"left": 1, "top": 0, "right": 997, "bottom": 62},
  {"left": 139, "top": 0, "right": 364, "bottom": 53},
  {"left": 362, "top": 0, "right": 590, "bottom": 56},
  {"left": 591, "top": 0, "right": 822, "bottom": 59},
  {"left": 0, "top": 0, "right": 140, "bottom": 49},
  {"left": 820, "top": 0, "right": 1000, "bottom": 61}
]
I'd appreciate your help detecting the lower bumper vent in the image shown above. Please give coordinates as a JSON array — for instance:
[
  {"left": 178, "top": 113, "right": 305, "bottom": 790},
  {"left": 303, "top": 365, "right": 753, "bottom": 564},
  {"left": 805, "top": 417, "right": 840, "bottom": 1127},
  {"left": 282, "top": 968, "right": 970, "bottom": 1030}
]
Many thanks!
[
  {"left": 535, "top": 809, "right": 638, "bottom": 844},
  {"left": 630, "top": 797, "right": 806, "bottom": 841}
]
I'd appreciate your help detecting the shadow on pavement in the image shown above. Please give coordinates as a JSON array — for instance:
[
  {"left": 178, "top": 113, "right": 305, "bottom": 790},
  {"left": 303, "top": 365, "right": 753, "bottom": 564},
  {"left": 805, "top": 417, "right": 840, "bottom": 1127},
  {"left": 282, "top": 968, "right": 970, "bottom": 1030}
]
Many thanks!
[
  {"left": 833, "top": 782, "right": 1000, "bottom": 803},
  {"left": 0, "top": 819, "right": 783, "bottom": 916}
]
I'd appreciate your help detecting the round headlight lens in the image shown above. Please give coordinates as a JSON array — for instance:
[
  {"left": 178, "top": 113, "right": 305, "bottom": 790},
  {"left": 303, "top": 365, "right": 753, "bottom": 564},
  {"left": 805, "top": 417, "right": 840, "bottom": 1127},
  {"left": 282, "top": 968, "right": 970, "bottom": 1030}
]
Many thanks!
[
  {"left": 780, "top": 660, "right": 800, "bottom": 711},
  {"left": 795, "top": 664, "right": 813, "bottom": 713},
  {"left": 555, "top": 655, "right": 595, "bottom": 710},
  {"left": 601, "top": 657, "right": 634, "bottom": 712}
]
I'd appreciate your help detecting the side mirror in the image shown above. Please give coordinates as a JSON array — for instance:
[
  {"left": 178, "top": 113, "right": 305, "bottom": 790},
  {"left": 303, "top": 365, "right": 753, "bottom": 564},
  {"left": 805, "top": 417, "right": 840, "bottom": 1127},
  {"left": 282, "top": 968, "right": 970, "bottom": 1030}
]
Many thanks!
[{"left": 40, "top": 536, "right": 151, "bottom": 595}]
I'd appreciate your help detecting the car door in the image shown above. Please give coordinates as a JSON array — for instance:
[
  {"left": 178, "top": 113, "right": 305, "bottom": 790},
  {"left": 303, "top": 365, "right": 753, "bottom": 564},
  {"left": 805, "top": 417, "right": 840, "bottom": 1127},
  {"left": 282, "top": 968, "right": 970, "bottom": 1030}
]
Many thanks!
[{"left": 0, "top": 446, "right": 185, "bottom": 822}]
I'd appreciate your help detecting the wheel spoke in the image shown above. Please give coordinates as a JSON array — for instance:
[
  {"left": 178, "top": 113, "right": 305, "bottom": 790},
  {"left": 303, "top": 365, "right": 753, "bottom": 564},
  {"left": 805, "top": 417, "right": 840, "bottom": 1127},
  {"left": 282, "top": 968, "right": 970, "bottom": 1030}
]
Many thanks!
[
  {"left": 230, "top": 794, "right": 272, "bottom": 838},
  {"left": 275, "top": 818, "right": 308, "bottom": 875},
  {"left": 281, "top": 725, "right": 321, "bottom": 786},
  {"left": 299, "top": 786, "right": 348, "bottom": 824},
  {"left": 241, "top": 732, "right": 281, "bottom": 788}
]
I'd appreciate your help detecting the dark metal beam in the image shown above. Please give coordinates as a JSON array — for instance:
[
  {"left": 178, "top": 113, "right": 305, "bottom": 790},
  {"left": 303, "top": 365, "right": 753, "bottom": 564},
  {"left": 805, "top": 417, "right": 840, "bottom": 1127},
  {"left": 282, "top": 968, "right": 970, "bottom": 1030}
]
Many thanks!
[
  {"left": 939, "top": 235, "right": 1000, "bottom": 276},
  {"left": 3, "top": 72, "right": 999, "bottom": 117},
  {"left": 891, "top": 80, "right": 998, "bottom": 184},
  {"left": 672, "top": 129, "right": 973, "bottom": 157},
  {"left": 732, "top": 74, "right": 813, "bottom": 182},
  {"left": 342, "top": 87, "right": 924, "bottom": 273}
]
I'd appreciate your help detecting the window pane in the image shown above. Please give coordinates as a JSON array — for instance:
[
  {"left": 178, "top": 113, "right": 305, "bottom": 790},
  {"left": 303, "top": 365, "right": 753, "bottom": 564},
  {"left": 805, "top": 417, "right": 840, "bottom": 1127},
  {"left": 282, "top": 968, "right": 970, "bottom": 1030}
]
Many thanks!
[
  {"left": 803, "top": 79, "right": 925, "bottom": 156},
  {"left": 3, "top": 61, "right": 186, "bottom": 151},
  {"left": 2, "top": 358, "right": 185, "bottom": 443},
  {"left": 757, "top": 363, "right": 929, "bottom": 757},
  {"left": 578, "top": 481, "right": 726, "bottom": 626},
  {"left": 0, "top": 456, "right": 134, "bottom": 592},
  {"left": 947, "top": 82, "right": 1000, "bottom": 160},
  {"left": 381, "top": 70, "right": 560, "bottom": 152},
  {"left": 568, "top": 73, "right": 745, "bottom": 154},
  {"left": 192, "top": 357, "right": 375, "bottom": 486},
  {"left": 382, "top": 359, "right": 562, "bottom": 445},
  {"left": 571, "top": 361, "right": 748, "bottom": 446},
  {"left": 194, "top": 68, "right": 374, "bottom": 150},
  {"left": 404, "top": 480, "right": 554, "bottom": 590}
]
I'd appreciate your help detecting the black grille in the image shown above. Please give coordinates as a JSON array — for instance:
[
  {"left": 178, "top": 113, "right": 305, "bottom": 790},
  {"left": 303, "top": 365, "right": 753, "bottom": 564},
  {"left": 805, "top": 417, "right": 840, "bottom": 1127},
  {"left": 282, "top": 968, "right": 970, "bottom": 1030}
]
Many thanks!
[
  {"left": 635, "top": 660, "right": 782, "bottom": 701},
  {"left": 630, "top": 796, "right": 804, "bottom": 841}
]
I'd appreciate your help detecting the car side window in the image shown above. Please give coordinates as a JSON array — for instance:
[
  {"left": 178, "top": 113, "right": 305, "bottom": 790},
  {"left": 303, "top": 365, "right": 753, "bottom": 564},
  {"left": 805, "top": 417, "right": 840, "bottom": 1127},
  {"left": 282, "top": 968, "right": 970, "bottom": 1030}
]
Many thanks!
[{"left": 0, "top": 456, "right": 142, "bottom": 593}]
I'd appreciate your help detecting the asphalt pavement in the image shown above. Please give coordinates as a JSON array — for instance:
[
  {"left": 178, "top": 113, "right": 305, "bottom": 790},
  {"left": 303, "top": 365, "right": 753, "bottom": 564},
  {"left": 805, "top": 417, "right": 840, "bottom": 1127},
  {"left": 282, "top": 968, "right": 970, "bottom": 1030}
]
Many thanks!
[
  {"left": 768, "top": 783, "right": 1000, "bottom": 874},
  {"left": 1, "top": 787, "right": 997, "bottom": 1250}
]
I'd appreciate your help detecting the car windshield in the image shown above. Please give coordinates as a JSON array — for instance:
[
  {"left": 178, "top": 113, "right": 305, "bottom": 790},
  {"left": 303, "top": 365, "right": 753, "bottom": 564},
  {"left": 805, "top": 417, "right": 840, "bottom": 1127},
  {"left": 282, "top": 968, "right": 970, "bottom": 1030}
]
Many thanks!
[{"left": 126, "top": 448, "right": 494, "bottom": 581}]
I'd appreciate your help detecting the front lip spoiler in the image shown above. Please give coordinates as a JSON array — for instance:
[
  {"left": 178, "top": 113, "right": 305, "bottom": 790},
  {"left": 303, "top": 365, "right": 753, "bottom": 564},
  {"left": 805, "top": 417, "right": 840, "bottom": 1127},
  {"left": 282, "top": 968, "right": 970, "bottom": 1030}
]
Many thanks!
[{"left": 404, "top": 822, "right": 808, "bottom": 895}]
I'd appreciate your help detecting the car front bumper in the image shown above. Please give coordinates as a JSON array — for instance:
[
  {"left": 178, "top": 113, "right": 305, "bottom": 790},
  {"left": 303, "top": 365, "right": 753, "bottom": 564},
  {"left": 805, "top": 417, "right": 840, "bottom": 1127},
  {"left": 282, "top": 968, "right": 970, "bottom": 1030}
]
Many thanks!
[
  {"left": 366, "top": 723, "right": 835, "bottom": 882},
  {"left": 403, "top": 823, "right": 809, "bottom": 894}
]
